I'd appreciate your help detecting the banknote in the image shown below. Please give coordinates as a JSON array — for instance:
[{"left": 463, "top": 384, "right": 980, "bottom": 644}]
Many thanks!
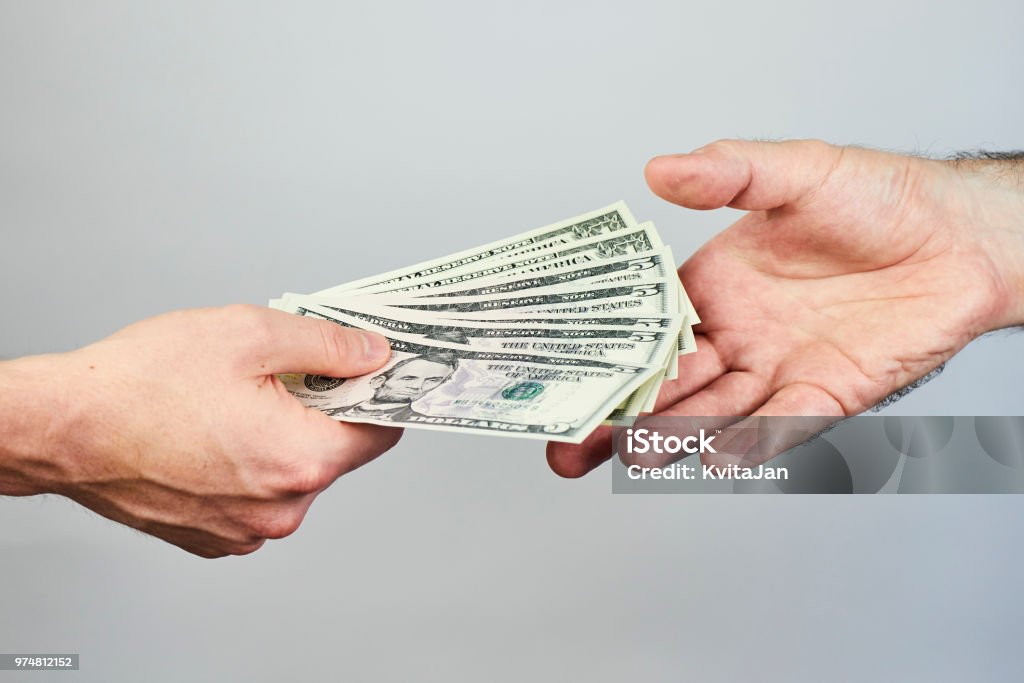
[
  {"left": 291, "top": 278, "right": 684, "bottom": 390},
  {"left": 390, "top": 249, "right": 677, "bottom": 299},
  {"left": 392, "top": 238, "right": 697, "bottom": 330},
  {"left": 272, "top": 202, "right": 701, "bottom": 440},
  {"left": 347, "top": 279, "right": 680, "bottom": 320},
  {"left": 271, "top": 295, "right": 684, "bottom": 332},
  {"left": 280, "top": 306, "right": 659, "bottom": 443},
  {"left": 608, "top": 370, "right": 663, "bottom": 421},
  {"left": 332, "top": 223, "right": 665, "bottom": 296},
  {"left": 282, "top": 298, "right": 683, "bottom": 368},
  {"left": 371, "top": 239, "right": 691, "bottom": 376},
  {"left": 314, "top": 202, "right": 637, "bottom": 296},
  {"left": 367, "top": 311, "right": 684, "bottom": 329},
  {"left": 288, "top": 288, "right": 684, "bottom": 417},
  {"left": 306, "top": 213, "right": 692, "bottom": 368},
  {"left": 367, "top": 236, "right": 694, "bottom": 353}
]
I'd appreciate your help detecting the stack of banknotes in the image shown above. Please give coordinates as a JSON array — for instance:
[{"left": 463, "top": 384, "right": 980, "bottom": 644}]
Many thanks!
[{"left": 269, "top": 202, "right": 698, "bottom": 443}]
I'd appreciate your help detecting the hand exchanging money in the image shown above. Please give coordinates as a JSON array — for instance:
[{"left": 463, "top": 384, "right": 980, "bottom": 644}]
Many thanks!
[
  {"left": 547, "top": 140, "right": 1024, "bottom": 477},
  {"left": 273, "top": 204, "right": 698, "bottom": 441},
  {"left": 5, "top": 139, "right": 1022, "bottom": 554},
  {"left": 0, "top": 306, "right": 402, "bottom": 557},
  {"left": 5, "top": 202, "right": 694, "bottom": 555}
]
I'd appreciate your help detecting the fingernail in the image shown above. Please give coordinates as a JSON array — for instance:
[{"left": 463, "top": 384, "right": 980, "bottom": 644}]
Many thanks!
[{"left": 361, "top": 331, "right": 391, "bottom": 363}]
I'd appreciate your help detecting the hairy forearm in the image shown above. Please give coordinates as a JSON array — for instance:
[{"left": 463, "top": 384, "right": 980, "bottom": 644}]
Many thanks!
[
  {"left": 946, "top": 151, "right": 1024, "bottom": 330},
  {"left": 0, "top": 354, "right": 70, "bottom": 496}
]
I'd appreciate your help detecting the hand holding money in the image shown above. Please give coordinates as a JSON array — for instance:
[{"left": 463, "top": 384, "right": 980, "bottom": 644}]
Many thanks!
[
  {"left": 0, "top": 307, "right": 402, "bottom": 557},
  {"left": 271, "top": 203, "right": 700, "bottom": 443}
]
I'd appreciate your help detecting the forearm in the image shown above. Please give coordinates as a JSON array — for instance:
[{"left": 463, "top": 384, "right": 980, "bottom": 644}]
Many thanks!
[
  {"left": 948, "top": 152, "right": 1024, "bottom": 330},
  {"left": 0, "top": 354, "right": 71, "bottom": 496}
]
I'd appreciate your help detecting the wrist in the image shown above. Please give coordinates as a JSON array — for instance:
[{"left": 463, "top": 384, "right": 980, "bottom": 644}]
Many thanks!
[
  {"left": 947, "top": 156, "right": 1024, "bottom": 331},
  {"left": 981, "top": 186, "right": 1024, "bottom": 331},
  {"left": 0, "top": 353, "right": 77, "bottom": 496}
]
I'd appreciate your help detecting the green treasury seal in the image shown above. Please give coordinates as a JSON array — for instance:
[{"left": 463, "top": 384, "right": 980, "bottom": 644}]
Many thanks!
[{"left": 502, "top": 381, "right": 545, "bottom": 401}]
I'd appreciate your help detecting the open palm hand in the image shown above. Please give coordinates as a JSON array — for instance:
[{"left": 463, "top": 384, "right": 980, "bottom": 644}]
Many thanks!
[{"left": 548, "top": 140, "right": 1024, "bottom": 477}]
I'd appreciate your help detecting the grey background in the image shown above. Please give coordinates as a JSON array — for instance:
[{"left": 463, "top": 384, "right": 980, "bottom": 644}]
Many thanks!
[{"left": 2, "top": 1, "right": 1023, "bottom": 681}]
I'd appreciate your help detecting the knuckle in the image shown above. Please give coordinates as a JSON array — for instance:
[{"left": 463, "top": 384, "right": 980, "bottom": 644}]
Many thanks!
[
  {"left": 270, "top": 459, "right": 331, "bottom": 496},
  {"left": 803, "top": 137, "right": 831, "bottom": 150},
  {"left": 259, "top": 511, "right": 305, "bottom": 540},
  {"left": 250, "top": 321, "right": 278, "bottom": 353},
  {"left": 318, "top": 323, "right": 355, "bottom": 368},
  {"left": 702, "top": 139, "right": 741, "bottom": 156},
  {"left": 798, "top": 138, "right": 834, "bottom": 157},
  {"left": 225, "top": 304, "right": 275, "bottom": 347}
]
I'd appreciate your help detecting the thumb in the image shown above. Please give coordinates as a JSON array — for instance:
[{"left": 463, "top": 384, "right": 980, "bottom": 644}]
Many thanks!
[
  {"left": 247, "top": 307, "right": 392, "bottom": 377},
  {"left": 644, "top": 139, "right": 844, "bottom": 212}
]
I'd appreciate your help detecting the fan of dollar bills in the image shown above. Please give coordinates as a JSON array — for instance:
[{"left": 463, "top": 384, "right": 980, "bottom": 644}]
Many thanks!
[{"left": 269, "top": 202, "right": 698, "bottom": 443}]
